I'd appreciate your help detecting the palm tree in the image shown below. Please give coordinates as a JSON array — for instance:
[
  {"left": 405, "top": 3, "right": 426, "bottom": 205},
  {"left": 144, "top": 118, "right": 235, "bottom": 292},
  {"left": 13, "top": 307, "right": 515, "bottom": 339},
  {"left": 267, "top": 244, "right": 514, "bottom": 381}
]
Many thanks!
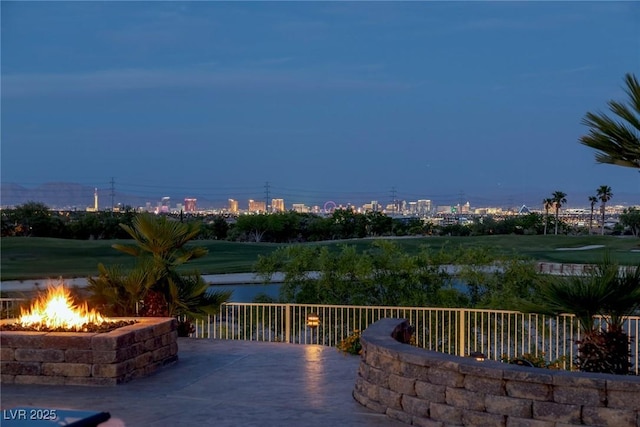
[
  {"left": 596, "top": 185, "right": 613, "bottom": 235},
  {"left": 114, "top": 213, "right": 208, "bottom": 270},
  {"left": 543, "top": 198, "right": 553, "bottom": 235},
  {"left": 87, "top": 262, "right": 155, "bottom": 316},
  {"left": 90, "top": 214, "right": 231, "bottom": 334},
  {"left": 579, "top": 73, "right": 640, "bottom": 170},
  {"left": 551, "top": 191, "right": 567, "bottom": 235},
  {"left": 525, "top": 254, "right": 640, "bottom": 374},
  {"left": 588, "top": 196, "right": 598, "bottom": 235}
]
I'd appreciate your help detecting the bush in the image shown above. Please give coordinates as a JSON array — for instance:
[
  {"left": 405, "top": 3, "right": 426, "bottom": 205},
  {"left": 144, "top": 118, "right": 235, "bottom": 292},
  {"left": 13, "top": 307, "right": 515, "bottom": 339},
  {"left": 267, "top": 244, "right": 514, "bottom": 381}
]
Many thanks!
[
  {"left": 501, "top": 352, "right": 568, "bottom": 370},
  {"left": 337, "top": 330, "right": 362, "bottom": 355}
]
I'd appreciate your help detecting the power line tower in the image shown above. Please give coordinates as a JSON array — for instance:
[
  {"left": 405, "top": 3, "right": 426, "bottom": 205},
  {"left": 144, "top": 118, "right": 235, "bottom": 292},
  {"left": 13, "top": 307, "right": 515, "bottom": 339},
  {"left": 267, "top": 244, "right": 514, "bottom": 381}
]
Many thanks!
[
  {"left": 264, "top": 181, "right": 271, "bottom": 213},
  {"left": 110, "top": 177, "right": 116, "bottom": 214},
  {"left": 390, "top": 186, "right": 397, "bottom": 215}
]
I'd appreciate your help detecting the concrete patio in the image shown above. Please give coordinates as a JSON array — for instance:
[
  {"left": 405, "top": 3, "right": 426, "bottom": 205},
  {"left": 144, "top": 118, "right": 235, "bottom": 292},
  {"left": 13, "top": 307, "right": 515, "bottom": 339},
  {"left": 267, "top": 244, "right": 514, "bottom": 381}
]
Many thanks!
[{"left": 1, "top": 338, "right": 406, "bottom": 426}]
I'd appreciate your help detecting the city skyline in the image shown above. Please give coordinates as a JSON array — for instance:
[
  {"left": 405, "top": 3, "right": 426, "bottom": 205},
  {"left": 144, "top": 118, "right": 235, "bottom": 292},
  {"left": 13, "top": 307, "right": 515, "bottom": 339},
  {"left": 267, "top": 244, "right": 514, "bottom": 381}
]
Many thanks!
[
  {"left": 2, "top": 2, "right": 639, "bottom": 204},
  {"left": 2, "top": 180, "right": 638, "bottom": 212}
]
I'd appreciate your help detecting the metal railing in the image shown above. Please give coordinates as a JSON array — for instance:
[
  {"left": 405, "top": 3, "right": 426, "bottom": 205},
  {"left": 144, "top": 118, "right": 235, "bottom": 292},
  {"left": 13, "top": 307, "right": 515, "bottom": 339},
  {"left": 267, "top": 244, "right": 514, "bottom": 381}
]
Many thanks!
[
  {"left": 0, "top": 298, "right": 26, "bottom": 320},
  {"left": 189, "top": 303, "right": 639, "bottom": 374},
  {"left": 2, "top": 298, "right": 638, "bottom": 374}
]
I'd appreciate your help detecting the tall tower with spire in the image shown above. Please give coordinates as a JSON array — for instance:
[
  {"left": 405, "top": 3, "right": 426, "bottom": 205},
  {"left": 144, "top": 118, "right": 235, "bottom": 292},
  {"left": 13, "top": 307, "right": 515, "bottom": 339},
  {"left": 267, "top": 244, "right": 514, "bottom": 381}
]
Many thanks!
[{"left": 86, "top": 188, "right": 99, "bottom": 212}]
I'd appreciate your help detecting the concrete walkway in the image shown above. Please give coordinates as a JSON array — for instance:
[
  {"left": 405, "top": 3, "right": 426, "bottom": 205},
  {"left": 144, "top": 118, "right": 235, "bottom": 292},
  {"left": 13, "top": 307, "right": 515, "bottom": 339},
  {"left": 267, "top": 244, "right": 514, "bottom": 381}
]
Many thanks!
[{"left": 1, "top": 339, "right": 405, "bottom": 427}]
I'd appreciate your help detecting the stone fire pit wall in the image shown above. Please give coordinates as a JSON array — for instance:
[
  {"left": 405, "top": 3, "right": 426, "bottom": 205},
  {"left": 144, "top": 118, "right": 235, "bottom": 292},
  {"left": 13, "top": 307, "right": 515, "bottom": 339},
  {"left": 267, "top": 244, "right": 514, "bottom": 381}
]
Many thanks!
[
  {"left": 354, "top": 318, "right": 640, "bottom": 427},
  {"left": 1, "top": 317, "right": 177, "bottom": 386}
]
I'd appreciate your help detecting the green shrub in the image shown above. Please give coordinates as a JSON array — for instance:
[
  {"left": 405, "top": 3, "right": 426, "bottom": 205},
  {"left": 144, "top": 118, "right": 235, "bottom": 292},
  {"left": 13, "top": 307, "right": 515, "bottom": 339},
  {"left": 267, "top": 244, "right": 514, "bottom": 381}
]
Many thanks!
[
  {"left": 337, "top": 330, "right": 362, "bottom": 355},
  {"left": 501, "top": 352, "right": 568, "bottom": 370}
]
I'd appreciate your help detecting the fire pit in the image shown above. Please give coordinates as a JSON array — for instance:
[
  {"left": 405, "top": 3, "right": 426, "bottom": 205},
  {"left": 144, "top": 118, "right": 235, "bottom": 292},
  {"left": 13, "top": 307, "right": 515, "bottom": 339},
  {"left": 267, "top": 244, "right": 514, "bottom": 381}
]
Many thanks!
[
  {"left": 0, "top": 285, "right": 178, "bottom": 386},
  {"left": 2, "top": 285, "right": 136, "bottom": 333}
]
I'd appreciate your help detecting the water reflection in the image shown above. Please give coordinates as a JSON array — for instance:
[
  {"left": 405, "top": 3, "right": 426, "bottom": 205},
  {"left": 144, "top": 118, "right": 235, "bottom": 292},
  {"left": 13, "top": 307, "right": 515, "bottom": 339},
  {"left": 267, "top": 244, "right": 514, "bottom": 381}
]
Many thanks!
[
  {"left": 209, "top": 279, "right": 469, "bottom": 303},
  {"left": 303, "top": 345, "right": 325, "bottom": 407},
  {"left": 208, "top": 283, "right": 281, "bottom": 302}
]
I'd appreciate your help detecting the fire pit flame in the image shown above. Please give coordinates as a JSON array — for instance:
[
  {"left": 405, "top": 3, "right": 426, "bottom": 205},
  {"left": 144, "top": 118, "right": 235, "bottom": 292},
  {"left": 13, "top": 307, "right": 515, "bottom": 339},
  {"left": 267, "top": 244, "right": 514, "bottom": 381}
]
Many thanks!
[{"left": 19, "top": 285, "right": 107, "bottom": 331}]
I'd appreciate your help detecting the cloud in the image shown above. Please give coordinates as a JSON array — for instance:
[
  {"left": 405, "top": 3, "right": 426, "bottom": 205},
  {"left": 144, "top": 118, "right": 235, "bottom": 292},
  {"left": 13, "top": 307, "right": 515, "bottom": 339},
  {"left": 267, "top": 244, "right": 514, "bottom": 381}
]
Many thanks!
[
  {"left": 99, "top": 7, "right": 217, "bottom": 51},
  {"left": 448, "top": 5, "right": 596, "bottom": 34},
  {"left": 451, "top": 17, "right": 537, "bottom": 32},
  {"left": 558, "top": 65, "right": 598, "bottom": 75},
  {"left": 2, "top": 63, "right": 417, "bottom": 98},
  {"left": 273, "top": 19, "right": 329, "bottom": 34},
  {"left": 518, "top": 65, "right": 597, "bottom": 80}
]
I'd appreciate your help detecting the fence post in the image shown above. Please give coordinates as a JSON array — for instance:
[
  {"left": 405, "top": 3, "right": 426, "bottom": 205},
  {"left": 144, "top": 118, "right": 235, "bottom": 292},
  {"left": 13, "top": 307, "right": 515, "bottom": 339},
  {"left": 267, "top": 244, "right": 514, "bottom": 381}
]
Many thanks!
[
  {"left": 458, "top": 309, "right": 466, "bottom": 357},
  {"left": 285, "top": 304, "right": 291, "bottom": 343}
]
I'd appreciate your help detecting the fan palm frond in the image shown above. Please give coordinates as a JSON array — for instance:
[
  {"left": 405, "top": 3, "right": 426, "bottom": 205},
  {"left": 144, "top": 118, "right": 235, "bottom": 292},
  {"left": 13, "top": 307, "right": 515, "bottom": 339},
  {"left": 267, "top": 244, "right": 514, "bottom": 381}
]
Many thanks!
[
  {"left": 604, "top": 263, "right": 640, "bottom": 330},
  {"left": 173, "top": 274, "right": 232, "bottom": 318},
  {"left": 88, "top": 213, "right": 230, "bottom": 319},
  {"left": 580, "top": 73, "right": 640, "bottom": 169}
]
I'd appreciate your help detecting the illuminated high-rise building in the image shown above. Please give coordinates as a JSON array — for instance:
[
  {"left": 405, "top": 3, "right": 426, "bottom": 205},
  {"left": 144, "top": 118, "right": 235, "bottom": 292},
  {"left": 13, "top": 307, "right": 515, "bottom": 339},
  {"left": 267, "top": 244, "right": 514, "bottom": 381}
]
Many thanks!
[
  {"left": 160, "top": 197, "right": 170, "bottom": 213},
  {"left": 271, "top": 198, "right": 285, "bottom": 212},
  {"left": 292, "top": 203, "right": 308, "bottom": 213},
  {"left": 228, "top": 199, "right": 239, "bottom": 213},
  {"left": 184, "top": 198, "right": 197, "bottom": 213},
  {"left": 248, "top": 199, "right": 266, "bottom": 213},
  {"left": 417, "top": 199, "right": 432, "bottom": 216},
  {"left": 86, "top": 188, "right": 99, "bottom": 212}
]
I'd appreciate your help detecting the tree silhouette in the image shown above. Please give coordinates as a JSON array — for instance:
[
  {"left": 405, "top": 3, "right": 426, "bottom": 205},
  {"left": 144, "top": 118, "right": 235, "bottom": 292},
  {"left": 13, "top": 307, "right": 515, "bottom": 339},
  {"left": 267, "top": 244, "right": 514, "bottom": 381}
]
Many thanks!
[
  {"left": 596, "top": 185, "right": 613, "bottom": 235},
  {"left": 588, "top": 196, "right": 598, "bottom": 235},
  {"left": 551, "top": 191, "right": 567, "bottom": 235},
  {"left": 543, "top": 198, "right": 553, "bottom": 236}
]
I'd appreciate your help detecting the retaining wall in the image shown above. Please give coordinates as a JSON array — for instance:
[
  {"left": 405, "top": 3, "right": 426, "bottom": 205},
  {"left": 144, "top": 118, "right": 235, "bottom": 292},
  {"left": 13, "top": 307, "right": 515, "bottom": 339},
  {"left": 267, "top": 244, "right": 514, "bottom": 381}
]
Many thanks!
[{"left": 354, "top": 318, "right": 640, "bottom": 427}]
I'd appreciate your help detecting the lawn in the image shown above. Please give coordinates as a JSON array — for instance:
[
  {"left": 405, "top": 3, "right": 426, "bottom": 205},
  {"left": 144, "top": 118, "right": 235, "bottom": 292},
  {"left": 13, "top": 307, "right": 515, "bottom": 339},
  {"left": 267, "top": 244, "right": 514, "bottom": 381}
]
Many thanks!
[{"left": 1, "top": 235, "right": 638, "bottom": 281}]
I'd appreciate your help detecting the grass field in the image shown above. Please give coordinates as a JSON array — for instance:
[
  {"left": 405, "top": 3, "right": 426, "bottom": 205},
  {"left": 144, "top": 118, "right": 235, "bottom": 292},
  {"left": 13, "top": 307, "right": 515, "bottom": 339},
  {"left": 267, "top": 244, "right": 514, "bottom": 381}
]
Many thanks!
[{"left": 1, "top": 235, "right": 639, "bottom": 281}]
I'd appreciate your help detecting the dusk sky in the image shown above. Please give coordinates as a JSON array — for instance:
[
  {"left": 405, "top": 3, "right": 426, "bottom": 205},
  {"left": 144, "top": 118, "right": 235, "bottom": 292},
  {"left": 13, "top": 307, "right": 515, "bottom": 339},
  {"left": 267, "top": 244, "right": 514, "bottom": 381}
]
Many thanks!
[{"left": 2, "top": 1, "right": 639, "bottom": 208}]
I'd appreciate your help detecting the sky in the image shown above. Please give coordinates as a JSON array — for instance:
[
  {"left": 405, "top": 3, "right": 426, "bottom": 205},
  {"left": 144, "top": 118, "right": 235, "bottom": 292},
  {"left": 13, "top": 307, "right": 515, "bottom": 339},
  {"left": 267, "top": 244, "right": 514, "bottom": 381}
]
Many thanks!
[{"left": 1, "top": 1, "right": 639, "bottom": 209}]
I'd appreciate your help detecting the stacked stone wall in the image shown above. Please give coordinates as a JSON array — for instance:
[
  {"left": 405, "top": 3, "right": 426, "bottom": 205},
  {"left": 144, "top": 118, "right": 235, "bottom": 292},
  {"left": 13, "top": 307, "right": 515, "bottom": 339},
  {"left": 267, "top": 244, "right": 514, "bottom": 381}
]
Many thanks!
[
  {"left": 0, "top": 318, "right": 177, "bottom": 386},
  {"left": 354, "top": 318, "right": 640, "bottom": 427}
]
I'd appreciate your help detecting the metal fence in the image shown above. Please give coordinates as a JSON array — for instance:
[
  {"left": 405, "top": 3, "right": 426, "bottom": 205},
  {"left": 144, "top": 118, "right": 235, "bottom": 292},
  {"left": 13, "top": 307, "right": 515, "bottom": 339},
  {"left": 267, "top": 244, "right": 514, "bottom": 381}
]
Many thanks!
[
  {"left": 190, "top": 302, "right": 640, "bottom": 374},
  {"left": 0, "top": 298, "right": 26, "bottom": 320},
  {"left": 2, "top": 298, "right": 638, "bottom": 374}
]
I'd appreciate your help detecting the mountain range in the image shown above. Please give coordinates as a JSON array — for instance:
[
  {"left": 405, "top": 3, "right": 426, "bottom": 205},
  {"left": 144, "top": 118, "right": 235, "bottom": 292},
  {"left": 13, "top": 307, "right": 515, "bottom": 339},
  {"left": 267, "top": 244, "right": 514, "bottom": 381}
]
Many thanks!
[{"left": 0, "top": 182, "right": 221, "bottom": 210}]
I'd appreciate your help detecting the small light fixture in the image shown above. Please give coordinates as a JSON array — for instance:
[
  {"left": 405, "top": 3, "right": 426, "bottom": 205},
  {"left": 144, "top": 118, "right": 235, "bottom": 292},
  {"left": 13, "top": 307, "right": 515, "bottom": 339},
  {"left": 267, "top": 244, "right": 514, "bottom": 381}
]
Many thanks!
[
  {"left": 306, "top": 313, "right": 320, "bottom": 328},
  {"left": 469, "top": 351, "right": 486, "bottom": 362}
]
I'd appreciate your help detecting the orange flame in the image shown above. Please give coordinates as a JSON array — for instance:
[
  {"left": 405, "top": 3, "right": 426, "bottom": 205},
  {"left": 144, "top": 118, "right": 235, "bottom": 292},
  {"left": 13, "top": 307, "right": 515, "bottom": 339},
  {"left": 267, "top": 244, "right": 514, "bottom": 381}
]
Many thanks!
[{"left": 19, "top": 285, "right": 107, "bottom": 331}]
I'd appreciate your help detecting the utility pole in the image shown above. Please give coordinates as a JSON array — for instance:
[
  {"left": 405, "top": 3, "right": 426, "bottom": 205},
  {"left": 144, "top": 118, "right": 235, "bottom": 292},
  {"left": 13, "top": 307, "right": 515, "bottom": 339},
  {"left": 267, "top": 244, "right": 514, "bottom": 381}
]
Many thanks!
[{"left": 264, "top": 181, "right": 271, "bottom": 213}]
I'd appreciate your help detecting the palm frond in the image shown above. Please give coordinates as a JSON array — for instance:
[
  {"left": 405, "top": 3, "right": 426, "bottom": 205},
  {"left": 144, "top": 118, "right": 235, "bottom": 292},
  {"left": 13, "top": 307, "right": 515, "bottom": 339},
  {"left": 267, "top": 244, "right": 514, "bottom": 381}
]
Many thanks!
[
  {"left": 88, "top": 212, "right": 221, "bottom": 319},
  {"left": 579, "top": 72, "right": 640, "bottom": 169},
  {"left": 174, "top": 274, "right": 232, "bottom": 318},
  {"left": 604, "top": 263, "right": 640, "bottom": 329},
  {"left": 111, "top": 243, "right": 141, "bottom": 257}
]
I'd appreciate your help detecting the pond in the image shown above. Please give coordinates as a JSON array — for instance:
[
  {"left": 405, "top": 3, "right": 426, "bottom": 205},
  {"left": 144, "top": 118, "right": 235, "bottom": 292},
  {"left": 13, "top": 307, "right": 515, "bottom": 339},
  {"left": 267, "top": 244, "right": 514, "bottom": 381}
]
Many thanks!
[
  {"left": 209, "top": 279, "right": 468, "bottom": 303},
  {"left": 208, "top": 283, "right": 281, "bottom": 302}
]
